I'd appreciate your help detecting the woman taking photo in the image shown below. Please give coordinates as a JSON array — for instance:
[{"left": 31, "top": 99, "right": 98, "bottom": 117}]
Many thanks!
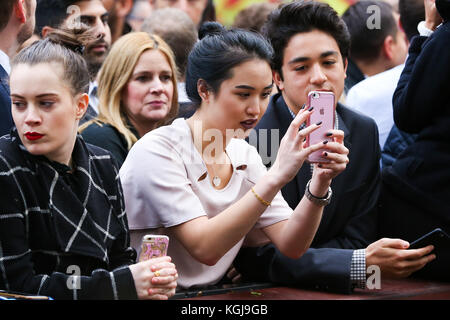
[
  {"left": 0, "top": 27, "right": 177, "bottom": 300},
  {"left": 79, "top": 32, "right": 178, "bottom": 167},
  {"left": 120, "top": 22, "right": 350, "bottom": 289}
]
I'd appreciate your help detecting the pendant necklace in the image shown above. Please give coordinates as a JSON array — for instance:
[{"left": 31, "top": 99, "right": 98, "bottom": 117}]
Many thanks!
[{"left": 210, "top": 164, "right": 221, "bottom": 187}]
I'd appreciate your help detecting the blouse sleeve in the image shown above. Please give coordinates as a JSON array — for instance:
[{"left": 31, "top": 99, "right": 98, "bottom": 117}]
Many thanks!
[{"left": 119, "top": 134, "right": 207, "bottom": 230}]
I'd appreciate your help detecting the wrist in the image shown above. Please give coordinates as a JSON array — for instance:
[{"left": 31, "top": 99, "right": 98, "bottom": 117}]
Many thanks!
[
  {"left": 309, "top": 177, "right": 331, "bottom": 198},
  {"left": 265, "top": 167, "right": 285, "bottom": 190}
]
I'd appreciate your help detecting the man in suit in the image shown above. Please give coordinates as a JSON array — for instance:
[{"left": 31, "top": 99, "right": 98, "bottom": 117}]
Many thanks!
[
  {"left": 0, "top": 0, "right": 36, "bottom": 136},
  {"left": 234, "top": 1, "right": 435, "bottom": 293}
]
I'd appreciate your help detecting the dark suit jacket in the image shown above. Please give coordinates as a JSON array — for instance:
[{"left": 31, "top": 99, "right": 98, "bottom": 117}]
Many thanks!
[
  {"left": 386, "top": 26, "right": 450, "bottom": 226},
  {"left": 0, "top": 64, "right": 13, "bottom": 137},
  {"left": 234, "top": 93, "right": 381, "bottom": 293}
]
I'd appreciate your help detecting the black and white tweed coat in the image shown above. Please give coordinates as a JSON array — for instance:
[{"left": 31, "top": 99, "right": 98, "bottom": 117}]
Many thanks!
[{"left": 0, "top": 129, "right": 137, "bottom": 299}]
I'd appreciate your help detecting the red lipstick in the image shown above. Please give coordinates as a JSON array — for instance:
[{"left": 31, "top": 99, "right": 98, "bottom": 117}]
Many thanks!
[{"left": 24, "top": 132, "right": 44, "bottom": 141}]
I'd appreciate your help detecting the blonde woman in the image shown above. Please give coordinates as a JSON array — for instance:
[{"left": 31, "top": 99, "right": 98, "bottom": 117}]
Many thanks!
[{"left": 79, "top": 32, "right": 178, "bottom": 167}]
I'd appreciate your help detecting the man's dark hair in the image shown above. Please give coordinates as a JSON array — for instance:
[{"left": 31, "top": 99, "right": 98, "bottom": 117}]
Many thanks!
[
  {"left": 0, "top": 0, "right": 16, "bottom": 31},
  {"left": 263, "top": 0, "right": 350, "bottom": 77},
  {"left": 35, "top": 0, "right": 79, "bottom": 36},
  {"left": 342, "top": 0, "right": 398, "bottom": 62},
  {"left": 398, "top": 0, "right": 425, "bottom": 41}
]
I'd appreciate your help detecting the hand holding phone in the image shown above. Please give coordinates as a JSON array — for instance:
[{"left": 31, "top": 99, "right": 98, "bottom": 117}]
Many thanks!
[
  {"left": 305, "top": 91, "right": 335, "bottom": 163},
  {"left": 139, "top": 235, "right": 169, "bottom": 261}
]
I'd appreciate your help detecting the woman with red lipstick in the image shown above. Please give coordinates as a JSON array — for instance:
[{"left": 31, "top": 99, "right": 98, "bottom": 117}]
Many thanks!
[
  {"left": 120, "top": 23, "right": 350, "bottom": 289},
  {"left": 0, "top": 27, "right": 178, "bottom": 300},
  {"left": 79, "top": 32, "right": 178, "bottom": 167}
]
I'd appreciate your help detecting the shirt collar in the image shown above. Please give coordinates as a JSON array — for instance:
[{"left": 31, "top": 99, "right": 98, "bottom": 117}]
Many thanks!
[{"left": 0, "top": 49, "right": 11, "bottom": 75}]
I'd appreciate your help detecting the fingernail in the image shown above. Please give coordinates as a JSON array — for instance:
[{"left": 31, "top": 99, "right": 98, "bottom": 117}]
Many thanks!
[
  {"left": 323, "top": 152, "right": 328, "bottom": 157},
  {"left": 326, "top": 132, "right": 333, "bottom": 137},
  {"left": 300, "top": 103, "right": 306, "bottom": 110},
  {"left": 307, "top": 106, "right": 314, "bottom": 112},
  {"left": 318, "top": 164, "right": 322, "bottom": 168},
  {"left": 303, "top": 137, "right": 306, "bottom": 142},
  {"left": 323, "top": 140, "right": 328, "bottom": 144},
  {"left": 316, "top": 121, "right": 322, "bottom": 125}
]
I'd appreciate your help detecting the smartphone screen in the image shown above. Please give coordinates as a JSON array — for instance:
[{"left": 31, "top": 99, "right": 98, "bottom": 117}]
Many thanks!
[
  {"left": 139, "top": 235, "right": 169, "bottom": 261},
  {"left": 305, "top": 91, "right": 335, "bottom": 163}
]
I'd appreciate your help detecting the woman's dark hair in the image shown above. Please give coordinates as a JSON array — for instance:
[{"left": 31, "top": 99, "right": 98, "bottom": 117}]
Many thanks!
[
  {"left": 185, "top": 22, "right": 273, "bottom": 107},
  {"left": 12, "top": 26, "right": 95, "bottom": 95},
  {"left": 263, "top": 0, "right": 350, "bottom": 77}
]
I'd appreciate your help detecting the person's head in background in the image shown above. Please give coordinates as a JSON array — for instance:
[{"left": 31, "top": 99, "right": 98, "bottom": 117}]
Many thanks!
[
  {"left": 127, "top": 0, "right": 153, "bottom": 31},
  {"left": 185, "top": 22, "right": 274, "bottom": 138},
  {"left": 150, "top": 0, "right": 215, "bottom": 28},
  {"left": 79, "top": 32, "right": 178, "bottom": 149},
  {"left": 342, "top": 0, "right": 408, "bottom": 77},
  {"left": 0, "top": 0, "right": 36, "bottom": 56},
  {"left": 141, "top": 8, "right": 197, "bottom": 82},
  {"left": 36, "top": 0, "right": 112, "bottom": 81},
  {"left": 382, "top": 0, "right": 399, "bottom": 12},
  {"left": 263, "top": 0, "right": 350, "bottom": 114},
  {"left": 398, "top": 0, "right": 425, "bottom": 42},
  {"left": 101, "top": 0, "right": 134, "bottom": 42},
  {"left": 9, "top": 26, "right": 92, "bottom": 165},
  {"left": 232, "top": 2, "right": 278, "bottom": 34}
]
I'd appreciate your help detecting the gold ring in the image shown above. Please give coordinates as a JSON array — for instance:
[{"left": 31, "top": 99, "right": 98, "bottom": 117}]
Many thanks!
[{"left": 154, "top": 270, "right": 161, "bottom": 277}]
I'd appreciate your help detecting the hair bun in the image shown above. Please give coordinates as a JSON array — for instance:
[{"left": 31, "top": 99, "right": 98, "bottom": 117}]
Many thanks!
[
  {"left": 198, "top": 22, "right": 226, "bottom": 40},
  {"left": 46, "top": 25, "right": 96, "bottom": 55}
]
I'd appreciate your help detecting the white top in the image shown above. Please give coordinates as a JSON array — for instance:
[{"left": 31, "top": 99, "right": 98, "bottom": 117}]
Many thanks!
[
  {"left": 119, "top": 118, "right": 292, "bottom": 288},
  {"left": 346, "top": 64, "right": 405, "bottom": 148},
  {"left": 177, "top": 82, "right": 191, "bottom": 104},
  {"left": 88, "top": 81, "right": 99, "bottom": 113},
  {"left": 0, "top": 49, "right": 11, "bottom": 75}
]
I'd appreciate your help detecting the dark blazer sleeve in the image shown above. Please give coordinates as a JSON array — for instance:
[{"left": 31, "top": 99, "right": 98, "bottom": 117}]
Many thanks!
[
  {"left": 0, "top": 67, "right": 13, "bottom": 137},
  {"left": 393, "top": 27, "right": 450, "bottom": 133},
  {"left": 235, "top": 244, "right": 354, "bottom": 293}
]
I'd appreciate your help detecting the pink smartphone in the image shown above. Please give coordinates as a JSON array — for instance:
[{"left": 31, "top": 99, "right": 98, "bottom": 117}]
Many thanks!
[
  {"left": 139, "top": 234, "right": 169, "bottom": 261},
  {"left": 305, "top": 91, "right": 335, "bottom": 163}
]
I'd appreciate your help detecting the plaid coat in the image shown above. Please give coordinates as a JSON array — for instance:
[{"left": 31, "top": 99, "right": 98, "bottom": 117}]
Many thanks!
[{"left": 0, "top": 129, "right": 137, "bottom": 299}]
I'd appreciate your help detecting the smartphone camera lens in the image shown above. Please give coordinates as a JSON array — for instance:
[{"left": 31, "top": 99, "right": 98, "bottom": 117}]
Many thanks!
[{"left": 312, "top": 92, "right": 320, "bottom": 99}]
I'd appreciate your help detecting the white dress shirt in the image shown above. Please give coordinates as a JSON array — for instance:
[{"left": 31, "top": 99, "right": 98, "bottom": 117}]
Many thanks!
[
  {"left": 0, "top": 49, "right": 11, "bottom": 75},
  {"left": 346, "top": 64, "right": 405, "bottom": 148}
]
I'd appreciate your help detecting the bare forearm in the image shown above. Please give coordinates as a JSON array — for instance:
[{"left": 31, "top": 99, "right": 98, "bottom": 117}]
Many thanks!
[
  {"left": 174, "top": 172, "right": 283, "bottom": 265},
  {"left": 275, "top": 195, "right": 324, "bottom": 258}
]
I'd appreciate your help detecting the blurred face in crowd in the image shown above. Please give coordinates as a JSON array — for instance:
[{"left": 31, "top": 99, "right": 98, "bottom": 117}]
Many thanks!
[
  {"left": 17, "top": 0, "right": 37, "bottom": 45},
  {"left": 65, "top": 0, "right": 112, "bottom": 78},
  {"left": 10, "top": 63, "right": 88, "bottom": 165},
  {"left": 122, "top": 49, "right": 174, "bottom": 131},
  {"left": 153, "top": 0, "right": 208, "bottom": 26},
  {"left": 274, "top": 29, "right": 347, "bottom": 114}
]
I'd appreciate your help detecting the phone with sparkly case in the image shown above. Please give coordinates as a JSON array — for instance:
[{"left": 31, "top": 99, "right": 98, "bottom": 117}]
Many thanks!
[
  {"left": 305, "top": 91, "right": 335, "bottom": 163},
  {"left": 139, "top": 235, "right": 169, "bottom": 261}
]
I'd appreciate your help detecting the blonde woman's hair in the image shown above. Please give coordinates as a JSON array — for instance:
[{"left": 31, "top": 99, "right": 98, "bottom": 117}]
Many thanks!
[{"left": 79, "top": 32, "right": 179, "bottom": 150}]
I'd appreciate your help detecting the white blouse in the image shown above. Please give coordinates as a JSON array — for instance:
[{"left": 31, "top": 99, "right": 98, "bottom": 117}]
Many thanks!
[{"left": 119, "top": 118, "right": 292, "bottom": 289}]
